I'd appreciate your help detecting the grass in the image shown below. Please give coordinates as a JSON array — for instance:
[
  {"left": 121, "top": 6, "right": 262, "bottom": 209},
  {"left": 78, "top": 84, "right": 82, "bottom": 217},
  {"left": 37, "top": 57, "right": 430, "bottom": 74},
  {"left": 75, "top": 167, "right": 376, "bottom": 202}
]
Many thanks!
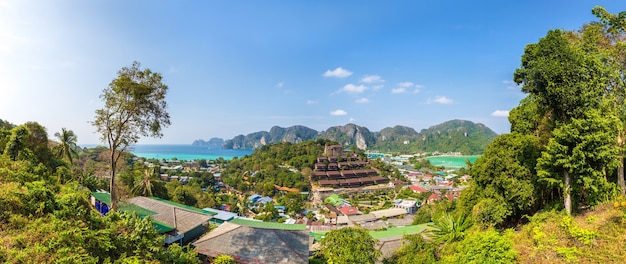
[{"left": 512, "top": 203, "right": 626, "bottom": 263}]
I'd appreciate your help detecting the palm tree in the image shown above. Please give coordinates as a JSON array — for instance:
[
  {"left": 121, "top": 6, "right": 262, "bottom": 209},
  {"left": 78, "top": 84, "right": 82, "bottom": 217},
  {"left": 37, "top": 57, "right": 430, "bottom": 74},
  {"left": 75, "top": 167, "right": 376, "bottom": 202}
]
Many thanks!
[
  {"left": 54, "top": 128, "right": 78, "bottom": 166},
  {"left": 131, "top": 167, "right": 167, "bottom": 198}
]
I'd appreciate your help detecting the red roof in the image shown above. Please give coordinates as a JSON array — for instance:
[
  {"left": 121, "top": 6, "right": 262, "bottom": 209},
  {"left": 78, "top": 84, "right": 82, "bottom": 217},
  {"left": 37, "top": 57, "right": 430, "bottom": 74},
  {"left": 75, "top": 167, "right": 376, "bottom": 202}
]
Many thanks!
[
  {"left": 338, "top": 205, "right": 359, "bottom": 216},
  {"left": 427, "top": 194, "right": 440, "bottom": 201},
  {"left": 409, "top": 185, "right": 428, "bottom": 193},
  {"left": 445, "top": 193, "right": 456, "bottom": 201}
]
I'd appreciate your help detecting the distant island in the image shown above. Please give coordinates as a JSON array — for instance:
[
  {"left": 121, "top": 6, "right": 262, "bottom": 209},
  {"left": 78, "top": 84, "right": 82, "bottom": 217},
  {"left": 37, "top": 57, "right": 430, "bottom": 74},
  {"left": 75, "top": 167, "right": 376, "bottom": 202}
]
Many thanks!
[
  {"left": 191, "top": 137, "right": 224, "bottom": 148},
  {"left": 193, "top": 119, "right": 498, "bottom": 155}
]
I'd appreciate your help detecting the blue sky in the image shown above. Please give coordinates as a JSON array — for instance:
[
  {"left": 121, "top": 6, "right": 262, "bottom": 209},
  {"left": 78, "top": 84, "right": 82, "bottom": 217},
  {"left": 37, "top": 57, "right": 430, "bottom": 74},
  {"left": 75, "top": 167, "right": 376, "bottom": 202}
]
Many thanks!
[{"left": 1, "top": 1, "right": 624, "bottom": 144}]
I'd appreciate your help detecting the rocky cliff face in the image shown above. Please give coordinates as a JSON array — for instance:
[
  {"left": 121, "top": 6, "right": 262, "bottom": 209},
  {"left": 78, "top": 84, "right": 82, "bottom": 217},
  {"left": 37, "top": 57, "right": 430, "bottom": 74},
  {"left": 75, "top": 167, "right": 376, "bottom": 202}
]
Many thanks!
[
  {"left": 192, "top": 137, "right": 225, "bottom": 147},
  {"left": 318, "top": 123, "right": 375, "bottom": 150},
  {"left": 208, "top": 120, "right": 498, "bottom": 154},
  {"left": 222, "top": 125, "right": 318, "bottom": 149}
]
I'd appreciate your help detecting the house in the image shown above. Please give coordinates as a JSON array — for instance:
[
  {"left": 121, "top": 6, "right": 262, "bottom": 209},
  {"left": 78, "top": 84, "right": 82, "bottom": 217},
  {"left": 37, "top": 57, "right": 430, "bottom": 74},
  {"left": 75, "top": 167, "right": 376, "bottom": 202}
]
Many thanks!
[
  {"left": 203, "top": 208, "right": 238, "bottom": 224},
  {"left": 256, "top": 196, "right": 273, "bottom": 204},
  {"left": 445, "top": 193, "right": 458, "bottom": 201},
  {"left": 389, "top": 179, "right": 407, "bottom": 187},
  {"left": 409, "top": 185, "right": 428, "bottom": 193},
  {"left": 427, "top": 193, "right": 441, "bottom": 204},
  {"left": 193, "top": 218, "right": 308, "bottom": 264},
  {"left": 394, "top": 199, "right": 419, "bottom": 214},
  {"left": 370, "top": 208, "right": 408, "bottom": 219},
  {"left": 248, "top": 194, "right": 262, "bottom": 203},
  {"left": 325, "top": 194, "right": 345, "bottom": 207},
  {"left": 338, "top": 205, "right": 359, "bottom": 216},
  {"left": 127, "top": 196, "right": 214, "bottom": 244},
  {"left": 91, "top": 192, "right": 215, "bottom": 245},
  {"left": 348, "top": 213, "right": 377, "bottom": 225}
]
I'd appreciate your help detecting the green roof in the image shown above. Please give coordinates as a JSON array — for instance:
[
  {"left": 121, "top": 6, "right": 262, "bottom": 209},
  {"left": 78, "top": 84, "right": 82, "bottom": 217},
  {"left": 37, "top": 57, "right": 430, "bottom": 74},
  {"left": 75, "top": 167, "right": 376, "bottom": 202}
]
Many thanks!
[
  {"left": 148, "top": 197, "right": 217, "bottom": 215},
  {"left": 91, "top": 192, "right": 111, "bottom": 205},
  {"left": 91, "top": 192, "right": 189, "bottom": 233},
  {"left": 325, "top": 194, "right": 344, "bottom": 207},
  {"left": 369, "top": 223, "right": 432, "bottom": 239},
  {"left": 230, "top": 218, "right": 306, "bottom": 231},
  {"left": 153, "top": 220, "right": 176, "bottom": 233},
  {"left": 119, "top": 203, "right": 157, "bottom": 218},
  {"left": 310, "top": 223, "right": 433, "bottom": 242}
]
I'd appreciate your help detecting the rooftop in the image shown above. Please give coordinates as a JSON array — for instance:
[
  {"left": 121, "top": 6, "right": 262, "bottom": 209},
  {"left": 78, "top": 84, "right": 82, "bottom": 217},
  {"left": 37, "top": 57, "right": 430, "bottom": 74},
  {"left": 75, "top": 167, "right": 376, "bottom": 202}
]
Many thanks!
[
  {"left": 127, "top": 196, "right": 213, "bottom": 234},
  {"left": 229, "top": 218, "right": 306, "bottom": 231},
  {"left": 193, "top": 221, "right": 309, "bottom": 264}
]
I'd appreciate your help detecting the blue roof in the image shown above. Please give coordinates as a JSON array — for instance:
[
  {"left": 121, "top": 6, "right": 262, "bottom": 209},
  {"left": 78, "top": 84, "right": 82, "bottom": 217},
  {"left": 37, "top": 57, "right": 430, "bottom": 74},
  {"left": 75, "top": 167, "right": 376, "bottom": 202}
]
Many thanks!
[
  {"left": 257, "top": 197, "right": 273, "bottom": 204},
  {"left": 248, "top": 194, "right": 262, "bottom": 202}
]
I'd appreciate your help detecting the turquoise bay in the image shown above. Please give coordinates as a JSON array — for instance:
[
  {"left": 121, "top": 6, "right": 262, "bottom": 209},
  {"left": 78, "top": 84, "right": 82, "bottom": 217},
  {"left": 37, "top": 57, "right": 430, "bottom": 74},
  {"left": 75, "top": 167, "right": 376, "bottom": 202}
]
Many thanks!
[
  {"left": 130, "top": 145, "right": 254, "bottom": 160},
  {"left": 82, "top": 144, "right": 254, "bottom": 161}
]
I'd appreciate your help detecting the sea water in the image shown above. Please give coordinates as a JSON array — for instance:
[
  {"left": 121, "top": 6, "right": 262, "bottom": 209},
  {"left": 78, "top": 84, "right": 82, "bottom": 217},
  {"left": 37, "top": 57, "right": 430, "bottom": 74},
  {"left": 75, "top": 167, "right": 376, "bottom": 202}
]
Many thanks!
[{"left": 81, "top": 144, "right": 254, "bottom": 161}]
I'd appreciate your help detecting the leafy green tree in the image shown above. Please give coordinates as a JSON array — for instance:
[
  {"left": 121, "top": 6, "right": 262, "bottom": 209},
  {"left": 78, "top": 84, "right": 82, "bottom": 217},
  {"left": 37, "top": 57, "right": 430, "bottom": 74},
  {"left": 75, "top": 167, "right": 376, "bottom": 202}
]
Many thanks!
[
  {"left": 515, "top": 28, "right": 613, "bottom": 215},
  {"left": 590, "top": 6, "right": 626, "bottom": 194},
  {"left": 172, "top": 186, "right": 198, "bottom": 206},
  {"left": 3, "top": 125, "right": 29, "bottom": 161},
  {"left": 317, "top": 227, "right": 381, "bottom": 264},
  {"left": 459, "top": 133, "right": 541, "bottom": 227},
  {"left": 537, "top": 109, "right": 620, "bottom": 214},
  {"left": 283, "top": 191, "right": 305, "bottom": 215},
  {"left": 92, "top": 61, "right": 171, "bottom": 211},
  {"left": 443, "top": 229, "right": 517, "bottom": 264},
  {"left": 24, "top": 122, "right": 57, "bottom": 168},
  {"left": 54, "top": 128, "right": 79, "bottom": 166}
]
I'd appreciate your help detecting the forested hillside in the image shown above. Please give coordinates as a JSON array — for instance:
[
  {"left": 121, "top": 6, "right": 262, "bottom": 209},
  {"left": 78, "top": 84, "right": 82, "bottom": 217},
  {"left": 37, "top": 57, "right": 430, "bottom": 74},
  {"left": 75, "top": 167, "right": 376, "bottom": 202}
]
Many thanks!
[
  {"left": 220, "top": 139, "right": 338, "bottom": 195},
  {"left": 375, "top": 6, "right": 626, "bottom": 263},
  {"left": 0, "top": 119, "right": 200, "bottom": 263}
]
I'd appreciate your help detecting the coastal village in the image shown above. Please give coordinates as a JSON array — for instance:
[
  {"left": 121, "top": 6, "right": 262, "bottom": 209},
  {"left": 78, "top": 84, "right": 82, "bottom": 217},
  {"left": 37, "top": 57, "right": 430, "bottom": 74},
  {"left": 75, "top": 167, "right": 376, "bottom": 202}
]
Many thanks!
[{"left": 91, "top": 144, "right": 471, "bottom": 263}]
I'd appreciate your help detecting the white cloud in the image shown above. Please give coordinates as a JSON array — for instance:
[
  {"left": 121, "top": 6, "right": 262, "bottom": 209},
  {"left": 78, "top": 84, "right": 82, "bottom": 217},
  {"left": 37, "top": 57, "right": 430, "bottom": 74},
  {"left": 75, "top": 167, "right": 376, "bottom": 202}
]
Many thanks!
[
  {"left": 413, "top": 84, "right": 424, "bottom": 93},
  {"left": 306, "top": 100, "right": 318, "bottom": 105},
  {"left": 323, "top": 67, "right": 352, "bottom": 78},
  {"left": 393, "top": 82, "right": 423, "bottom": 94},
  {"left": 398, "top": 81, "right": 414, "bottom": 88},
  {"left": 330, "top": 109, "right": 347, "bottom": 116},
  {"left": 342, "top": 83, "right": 367, "bottom": 93},
  {"left": 276, "top": 82, "right": 284, "bottom": 88},
  {"left": 372, "top": 85, "right": 384, "bottom": 91},
  {"left": 360, "top": 75, "right": 384, "bottom": 83},
  {"left": 349, "top": 117, "right": 355, "bottom": 122},
  {"left": 355, "top": 97, "right": 369, "bottom": 103},
  {"left": 491, "top": 110, "right": 510, "bottom": 117},
  {"left": 392, "top": 87, "right": 406, "bottom": 94},
  {"left": 428, "top": 96, "right": 454, "bottom": 104}
]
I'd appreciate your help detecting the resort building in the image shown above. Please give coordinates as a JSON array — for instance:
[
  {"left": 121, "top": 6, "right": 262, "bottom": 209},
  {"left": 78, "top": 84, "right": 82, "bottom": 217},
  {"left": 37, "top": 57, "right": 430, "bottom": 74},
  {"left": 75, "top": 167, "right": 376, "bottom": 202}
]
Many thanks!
[{"left": 312, "top": 145, "right": 389, "bottom": 188}]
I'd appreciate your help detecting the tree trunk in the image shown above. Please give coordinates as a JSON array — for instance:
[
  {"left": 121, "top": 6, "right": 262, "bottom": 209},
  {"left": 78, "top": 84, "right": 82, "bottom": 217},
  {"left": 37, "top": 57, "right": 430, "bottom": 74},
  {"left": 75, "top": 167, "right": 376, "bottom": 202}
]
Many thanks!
[
  {"left": 110, "top": 149, "right": 118, "bottom": 212},
  {"left": 619, "top": 157, "right": 625, "bottom": 196},
  {"left": 618, "top": 133, "right": 625, "bottom": 195},
  {"left": 564, "top": 170, "right": 571, "bottom": 215}
]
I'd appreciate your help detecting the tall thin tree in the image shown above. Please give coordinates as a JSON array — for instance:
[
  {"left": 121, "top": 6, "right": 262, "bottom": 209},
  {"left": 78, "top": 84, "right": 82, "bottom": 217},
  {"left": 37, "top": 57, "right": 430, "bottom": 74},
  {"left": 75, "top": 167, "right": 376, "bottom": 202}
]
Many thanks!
[{"left": 92, "top": 61, "right": 170, "bottom": 211}]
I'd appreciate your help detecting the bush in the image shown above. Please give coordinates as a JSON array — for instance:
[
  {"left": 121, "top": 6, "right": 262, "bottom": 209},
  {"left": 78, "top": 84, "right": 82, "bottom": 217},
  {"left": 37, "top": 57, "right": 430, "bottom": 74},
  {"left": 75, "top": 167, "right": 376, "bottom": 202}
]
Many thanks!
[{"left": 444, "top": 229, "right": 517, "bottom": 264}]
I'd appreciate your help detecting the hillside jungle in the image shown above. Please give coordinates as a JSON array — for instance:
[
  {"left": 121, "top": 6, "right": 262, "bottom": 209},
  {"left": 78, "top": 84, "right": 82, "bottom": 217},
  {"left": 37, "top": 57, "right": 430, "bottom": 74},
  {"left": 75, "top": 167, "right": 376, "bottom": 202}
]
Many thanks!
[{"left": 3, "top": 6, "right": 626, "bottom": 264}]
